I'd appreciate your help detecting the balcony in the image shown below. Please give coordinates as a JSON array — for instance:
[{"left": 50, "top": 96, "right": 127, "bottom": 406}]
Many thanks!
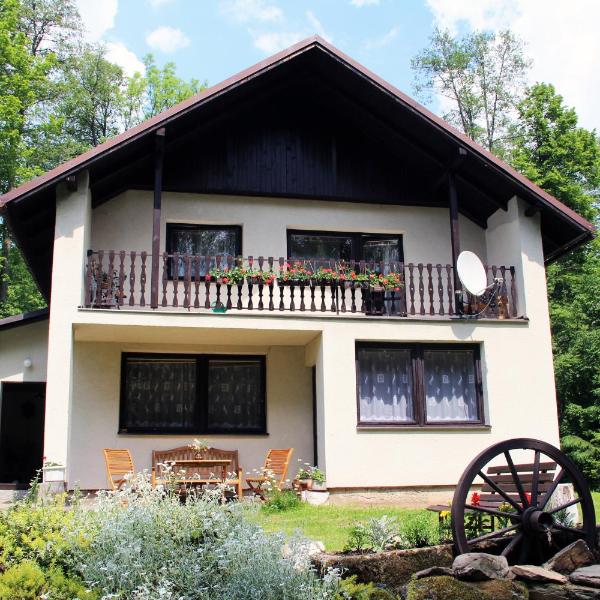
[{"left": 83, "top": 252, "right": 519, "bottom": 320}]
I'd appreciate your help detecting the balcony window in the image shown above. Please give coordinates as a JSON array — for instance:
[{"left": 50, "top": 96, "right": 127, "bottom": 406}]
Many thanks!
[
  {"left": 287, "top": 230, "right": 403, "bottom": 267},
  {"left": 119, "top": 354, "right": 265, "bottom": 434},
  {"left": 356, "top": 343, "right": 483, "bottom": 427},
  {"left": 166, "top": 224, "right": 242, "bottom": 277}
]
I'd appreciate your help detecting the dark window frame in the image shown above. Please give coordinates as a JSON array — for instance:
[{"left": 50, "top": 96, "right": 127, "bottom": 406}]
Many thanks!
[
  {"left": 119, "top": 352, "right": 266, "bottom": 435},
  {"left": 355, "top": 342, "right": 484, "bottom": 429},
  {"left": 165, "top": 223, "right": 243, "bottom": 280},
  {"left": 286, "top": 229, "right": 404, "bottom": 263}
]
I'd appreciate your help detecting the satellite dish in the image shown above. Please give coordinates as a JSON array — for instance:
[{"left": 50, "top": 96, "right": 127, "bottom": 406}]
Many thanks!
[{"left": 457, "top": 251, "right": 488, "bottom": 296}]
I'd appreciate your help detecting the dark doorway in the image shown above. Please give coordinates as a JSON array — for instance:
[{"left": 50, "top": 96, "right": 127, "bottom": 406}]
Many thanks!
[{"left": 0, "top": 382, "right": 46, "bottom": 487}]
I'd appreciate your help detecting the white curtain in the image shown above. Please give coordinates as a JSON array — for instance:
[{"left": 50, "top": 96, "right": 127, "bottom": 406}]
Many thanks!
[
  {"left": 424, "top": 350, "right": 478, "bottom": 421},
  {"left": 357, "top": 348, "right": 414, "bottom": 422}
]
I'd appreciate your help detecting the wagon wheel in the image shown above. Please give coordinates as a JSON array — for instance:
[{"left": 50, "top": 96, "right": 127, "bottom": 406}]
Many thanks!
[{"left": 451, "top": 438, "right": 596, "bottom": 565}]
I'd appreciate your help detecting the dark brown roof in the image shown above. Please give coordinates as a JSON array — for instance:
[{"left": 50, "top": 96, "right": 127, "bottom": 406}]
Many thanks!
[
  {"left": 0, "top": 308, "right": 49, "bottom": 331},
  {"left": 0, "top": 36, "right": 595, "bottom": 299}
]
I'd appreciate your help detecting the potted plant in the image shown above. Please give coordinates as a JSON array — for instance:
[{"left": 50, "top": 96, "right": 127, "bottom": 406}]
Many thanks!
[
  {"left": 188, "top": 438, "right": 209, "bottom": 459},
  {"left": 309, "top": 467, "right": 327, "bottom": 491},
  {"left": 294, "top": 464, "right": 326, "bottom": 491},
  {"left": 42, "top": 459, "right": 66, "bottom": 483}
]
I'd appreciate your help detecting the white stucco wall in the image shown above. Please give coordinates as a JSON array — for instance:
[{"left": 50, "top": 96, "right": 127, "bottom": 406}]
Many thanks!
[
  {"left": 91, "top": 191, "right": 488, "bottom": 265},
  {"left": 39, "top": 184, "right": 560, "bottom": 493},
  {"left": 69, "top": 342, "right": 313, "bottom": 489},
  {"left": 0, "top": 320, "right": 49, "bottom": 383}
]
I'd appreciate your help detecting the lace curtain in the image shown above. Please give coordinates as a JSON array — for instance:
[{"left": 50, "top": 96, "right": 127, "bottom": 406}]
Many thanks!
[
  {"left": 357, "top": 347, "right": 414, "bottom": 422},
  {"left": 124, "top": 357, "right": 197, "bottom": 430},
  {"left": 424, "top": 350, "right": 479, "bottom": 422}
]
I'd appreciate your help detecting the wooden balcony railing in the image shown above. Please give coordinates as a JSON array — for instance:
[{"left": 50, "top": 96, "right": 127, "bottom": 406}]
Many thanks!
[{"left": 84, "top": 251, "right": 519, "bottom": 319}]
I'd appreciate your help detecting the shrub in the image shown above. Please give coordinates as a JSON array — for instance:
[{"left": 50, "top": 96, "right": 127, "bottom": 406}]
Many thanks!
[
  {"left": 0, "top": 494, "right": 91, "bottom": 570},
  {"left": 73, "top": 474, "right": 341, "bottom": 599},
  {"left": 397, "top": 513, "right": 442, "bottom": 549},
  {"left": 0, "top": 560, "right": 96, "bottom": 600},
  {"left": 344, "top": 516, "right": 398, "bottom": 553},
  {"left": 262, "top": 489, "right": 300, "bottom": 513}
]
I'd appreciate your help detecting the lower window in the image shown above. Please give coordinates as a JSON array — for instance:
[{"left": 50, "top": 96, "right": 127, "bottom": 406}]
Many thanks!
[
  {"left": 356, "top": 343, "right": 483, "bottom": 427},
  {"left": 120, "top": 354, "right": 266, "bottom": 434}
]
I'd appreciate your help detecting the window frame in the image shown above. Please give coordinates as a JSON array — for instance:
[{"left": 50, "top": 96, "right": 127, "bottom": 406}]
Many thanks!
[
  {"left": 355, "top": 342, "right": 485, "bottom": 429},
  {"left": 119, "top": 352, "right": 266, "bottom": 435},
  {"left": 286, "top": 229, "right": 404, "bottom": 263},
  {"left": 165, "top": 223, "right": 243, "bottom": 280}
]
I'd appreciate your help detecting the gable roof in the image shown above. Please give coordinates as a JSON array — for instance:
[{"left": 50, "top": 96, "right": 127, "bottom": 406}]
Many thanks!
[{"left": 0, "top": 36, "right": 595, "bottom": 298}]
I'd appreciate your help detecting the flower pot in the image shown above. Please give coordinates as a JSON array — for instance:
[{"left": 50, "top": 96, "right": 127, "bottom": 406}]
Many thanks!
[
  {"left": 42, "top": 465, "right": 66, "bottom": 483},
  {"left": 311, "top": 481, "right": 327, "bottom": 492},
  {"left": 296, "top": 478, "right": 313, "bottom": 491}
]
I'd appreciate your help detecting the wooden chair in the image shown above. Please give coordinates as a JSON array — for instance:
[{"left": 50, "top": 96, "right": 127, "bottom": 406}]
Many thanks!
[
  {"left": 246, "top": 448, "right": 294, "bottom": 500},
  {"left": 103, "top": 448, "right": 135, "bottom": 490},
  {"left": 152, "top": 446, "right": 243, "bottom": 499}
]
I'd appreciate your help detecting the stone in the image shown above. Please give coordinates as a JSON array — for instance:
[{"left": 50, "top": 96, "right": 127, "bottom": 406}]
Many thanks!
[
  {"left": 528, "top": 582, "right": 600, "bottom": 600},
  {"left": 413, "top": 566, "right": 454, "bottom": 579},
  {"left": 312, "top": 544, "right": 453, "bottom": 595},
  {"left": 570, "top": 566, "right": 600, "bottom": 588},
  {"left": 543, "top": 540, "right": 595, "bottom": 575},
  {"left": 452, "top": 552, "right": 510, "bottom": 581},
  {"left": 511, "top": 564, "right": 568, "bottom": 584},
  {"left": 404, "top": 575, "right": 528, "bottom": 600}
]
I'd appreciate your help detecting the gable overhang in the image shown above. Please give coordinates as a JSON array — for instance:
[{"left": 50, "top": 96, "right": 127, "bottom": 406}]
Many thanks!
[{"left": 1, "top": 36, "right": 594, "bottom": 300}]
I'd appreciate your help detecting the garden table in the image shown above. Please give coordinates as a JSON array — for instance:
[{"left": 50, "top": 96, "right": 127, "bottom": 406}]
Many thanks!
[{"left": 165, "top": 458, "right": 232, "bottom": 487}]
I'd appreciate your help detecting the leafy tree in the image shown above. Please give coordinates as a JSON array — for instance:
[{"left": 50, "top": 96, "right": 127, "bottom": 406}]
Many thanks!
[
  {"left": 412, "top": 28, "right": 530, "bottom": 155},
  {"left": 512, "top": 83, "right": 600, "bottom": 486}
]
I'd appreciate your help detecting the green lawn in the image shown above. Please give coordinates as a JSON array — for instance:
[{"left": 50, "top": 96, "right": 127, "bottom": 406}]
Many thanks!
[
  {"left": 251, "top": 493, "right": 600, "bottom": 552},
  {"left": 250, "top": 503, "right": 433, "bottom": 552}
]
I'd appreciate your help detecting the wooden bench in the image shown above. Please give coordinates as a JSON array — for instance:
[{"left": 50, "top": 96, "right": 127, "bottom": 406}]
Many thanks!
[
  {"left": 428, "top": 460, "right": 557, "bottom": 524},
  {"left": 152, "top": 446, "right": 243, "bottom": 498}
]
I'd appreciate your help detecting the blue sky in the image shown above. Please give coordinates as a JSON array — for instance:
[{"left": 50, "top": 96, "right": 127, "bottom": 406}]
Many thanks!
[{"left": 75, "top": 0, "right": 600, "bottom": 131}]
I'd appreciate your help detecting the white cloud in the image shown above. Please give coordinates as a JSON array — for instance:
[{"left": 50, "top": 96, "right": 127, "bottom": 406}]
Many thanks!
[
  {"left": 350, "top": 0, "right": 379, "bottom": 6},
  {"left": 105, "top": 41, "right": 146, "bottom": 76},
  {"left": 145, "top": 26, "right": 190, "bottom": 53},
  {"left": 364, "top": 26, "right": 400, "bottom": 50},
  {"left": 426, "top": 0, "right": 600, "bottom": 131},
  {"left": 250, "top": 30, "right": 304, "bottom": 54},
  {"left": 148, "top": 0, "right": 175, "bottom": 6},
  {"left": 76, "top": 0, "right": 118, "bottom": 42},
  {"left": 222, "top": 0, "right": 283, "bottom": 24},
  {"left": 306, "top": 11, "right": 331, "bottom": 42}
]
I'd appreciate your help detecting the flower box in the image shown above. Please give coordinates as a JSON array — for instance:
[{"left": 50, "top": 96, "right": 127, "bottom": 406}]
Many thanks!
[{"left": 42, "top": 465, "right": 66, "bottom": 483}]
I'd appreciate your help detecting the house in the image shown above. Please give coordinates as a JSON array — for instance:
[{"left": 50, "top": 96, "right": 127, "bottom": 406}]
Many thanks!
[{"left": 0, "top": 37, "right": 594, "bottom": 503}]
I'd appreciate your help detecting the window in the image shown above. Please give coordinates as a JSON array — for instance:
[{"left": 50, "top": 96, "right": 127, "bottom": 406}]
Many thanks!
[
  {"left": 356, "top": 343, "right": 483, "bottom": 427},
  {"left": 287, "top": 230, "right": 403, "bottom": 266},
  {"left": 166, "top": 224, "right": 242, "bottom": 278},
  {"left": 120, "top": 354, "right": 266, "bottom": 434}
]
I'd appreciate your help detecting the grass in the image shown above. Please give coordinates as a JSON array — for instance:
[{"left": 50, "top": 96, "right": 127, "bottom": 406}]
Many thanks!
[
  {"left": 251, "top": 492, "right": 600, "bottom": 553},
  {"left": 250, "top": 503, "right": 434, "bottom": 552}
]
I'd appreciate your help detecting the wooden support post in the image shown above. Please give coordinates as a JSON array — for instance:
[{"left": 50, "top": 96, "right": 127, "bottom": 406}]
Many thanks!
[
  {"left": 448, "top": 171, "right": 462, "bottom": 314},
  {"left": 150, "top": 128, "right": 166, "bottom": 309}
]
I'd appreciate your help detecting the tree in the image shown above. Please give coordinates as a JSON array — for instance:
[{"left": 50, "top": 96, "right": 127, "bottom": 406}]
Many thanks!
[
  {"left": 512, "top": 83, "right": 600, "bottom": 486},
  {"left": 0, "top": 0, "right": 57, "bottom": 309},
  {"left": 120, "top": 54, "right": 204, "bottom": 129},
  {"left": 412, "top": 28, "right": 530, "bottom": 155}
]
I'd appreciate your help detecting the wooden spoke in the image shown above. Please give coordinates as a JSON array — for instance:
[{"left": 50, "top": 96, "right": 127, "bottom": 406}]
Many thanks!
[
  {"left": 468, "top": 524, "right": 520, "bottom": 545},
  {"left": 551, "top": 524, "right": 587, "bottom": 538},
  {"left": 547, "top": 497, "right": 582, "bottom": 514},
  {"left": 465, "top": 504, "right": 521, "bottom": 521},
  {"left": 504, "top": 450, "right": 529, "bottom": 508},
  {"left": 531, "top": 450, "right": 541, "bottom": 506},
  {"left": 539, "top": 468, "right": 565, "bottom": 510},
  {"left": 501, "top": 533, "right": 523, "bottom": 557},
  {"left": 478, "top": 470, "right": 524, "bottom": 513}
]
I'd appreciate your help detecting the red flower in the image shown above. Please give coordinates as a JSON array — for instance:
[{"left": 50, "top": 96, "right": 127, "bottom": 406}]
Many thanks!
[
  {"left": 351, "top": 272, "right": 357, "bottom": 280},
  {"left": 204, "top": 274, "right": 211, "bottom": 282},
  {"left": 524, "top": 492, "right": 532, "bottom": 506},
  {"left": 471, "top": 492, "right": 481, "bottom": 506},
  {"left": 222, "top": 277, "right": 229, "bottom": 284}
]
